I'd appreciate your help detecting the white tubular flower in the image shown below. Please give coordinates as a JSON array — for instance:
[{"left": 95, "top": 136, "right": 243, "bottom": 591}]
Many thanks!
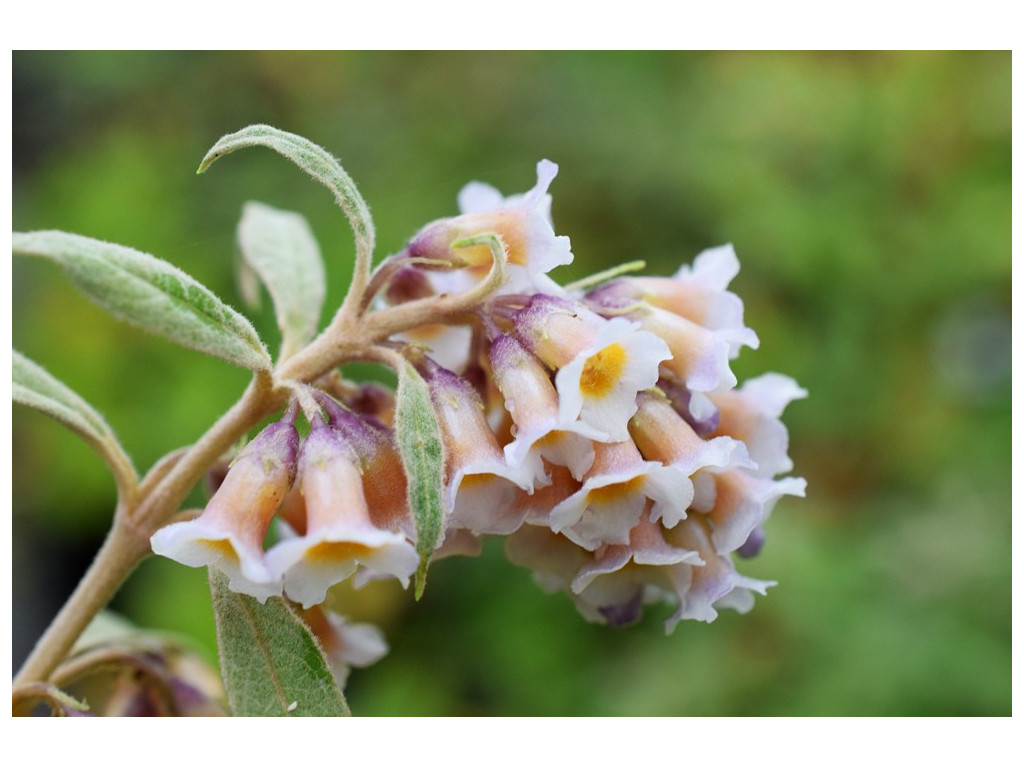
[
  {"left": 628, "top": 303, "right": 738, "bottom": 393},
  {"left": 663, "top": 518, "right": 775, "bottom": 629},
  {"left": 513, "top": 294, "right": 607, "bottom": 368},
  {"left": 406, "top": 159, "right": 572, "bottom": 295},
  {"left": 569, "top": 516, "right": 705, "bottom": 627},
  {"left": 517, "top": 463, "right": 583, "bottom": 528},
  {"left": 629, "top": 390, "right": 752, "bottom": 478},
  {"left": 504, "top": 524, "right": 593, "bottom": 595},
  {"left": 150, "top": 420, "right": 298, "bottom": 603},
  {"left": 709, "top": 372, "right": 807, "bottom": 478},
  {"left": 426, "top": 363, "right": 534, "bottom": 535},
  {"left": 549, "top": 440, "right": 694, "bottom": 550},
  {"left": 490, "top": 333, "right": 602, "bottom": 484},
  {"left": 299, "top": 605, "right": 389, "bottom": 688},
  {"left": 552, "top": 317, "right": 671, "bottom": 442},
  {"left": 692, "top": 469, "right": 807, "bottom": 555},
  {"left": 587, "top": 243, "right": 760, "bottom": 358},
  {"left": 670, "top": 244, "right": 760, "bottom": 355},
  {"left": 265, "top": 419, "right": 417, "bottom": 610}
]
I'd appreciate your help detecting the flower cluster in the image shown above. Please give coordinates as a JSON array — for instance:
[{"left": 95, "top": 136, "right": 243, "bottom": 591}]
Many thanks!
[{"left": 152, "top": 159, "right": 804, "bottom": 643}]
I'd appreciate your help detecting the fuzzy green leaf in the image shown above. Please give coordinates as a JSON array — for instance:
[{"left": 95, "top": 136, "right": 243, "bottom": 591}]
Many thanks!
[
  {"left": 394, "top": 360, "right": 446, "bottom": 598},
  {"left": 236, "top": 201, "right": 326, "bottom": 360},
  {"left": 13, "top": 349, "right": 137, "bottom": 494},
  {"left": 198, "top": 125, "right": 374, "bottom": 270},
  {"left": 209, "top": 570, "right": 349, "bottom": 717},
  {"left": 13, "top": 231, "right": 271, "bottom": 371}
]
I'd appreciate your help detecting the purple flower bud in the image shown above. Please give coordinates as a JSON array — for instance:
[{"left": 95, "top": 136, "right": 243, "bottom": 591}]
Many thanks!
[
  {"left": 737, "top": 527, "right": 766, "bottom": 559},
  {"left": 598, "top": 589, "right": 645, "bottom": 628}
]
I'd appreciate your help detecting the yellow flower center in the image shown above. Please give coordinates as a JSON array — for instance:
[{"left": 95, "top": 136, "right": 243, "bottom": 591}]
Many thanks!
[
  {"left": 579, "top": 342, "right": 627, "bottom": 398},
  {"left": 305, "top": 540, "right": 373, "bottom": 563},
  {"left": 203, "top": 538, "right": 239, "bottom": 562},
  {"left": 585, "top": 476, "right": 646, "bottom": 506}
]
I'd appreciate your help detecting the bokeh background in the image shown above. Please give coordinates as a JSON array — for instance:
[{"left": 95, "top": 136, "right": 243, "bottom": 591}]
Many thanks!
[{"left": 12, "top": 51, "right": 1011, "bottom": 715}]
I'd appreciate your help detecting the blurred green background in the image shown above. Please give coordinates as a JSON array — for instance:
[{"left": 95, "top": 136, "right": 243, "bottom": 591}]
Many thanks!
[{"left": 12, "top": 51, "right": 1010, "bottom": 715}]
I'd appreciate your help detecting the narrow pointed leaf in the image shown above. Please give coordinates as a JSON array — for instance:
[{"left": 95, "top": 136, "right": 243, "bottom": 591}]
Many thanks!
[
  {"left": 393, "top": 360, "right": 445, "bottom": 598},
  {"left": 209, "top": 570, "right": 349, "bottom": 717},
  {"left": 198, "top": 125, "right": 374, "bottom": 288},
  {"left": 13, "top": 349, "right": 137, "bottom": 494},
  {"left": 236, "top": 201, "right": 326, "bottom": 359},
  {"left": 13, "top": 231, "right": 271, "bottom": 371}
]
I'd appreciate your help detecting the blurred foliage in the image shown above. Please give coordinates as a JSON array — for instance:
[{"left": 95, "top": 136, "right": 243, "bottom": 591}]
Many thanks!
[{"left": 12, "top": 51, "right": 1010, "bottom": 715}]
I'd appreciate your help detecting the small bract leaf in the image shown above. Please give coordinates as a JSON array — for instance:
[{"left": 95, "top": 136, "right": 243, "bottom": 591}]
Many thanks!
[
  {"left": 13, "top": 349, "right": 137, "bottom": 496},
  {"left": 209, "top": 570, "right": 349, "bottom": 717},
  {"left": 236, "top": 201, "right": 326, "bottom": 360},
  {"left": 393, "top": 360, "right": 445, "bottom": 598},
  {"left": 13, "top": 231, "right": 271, "bottom": 371}
]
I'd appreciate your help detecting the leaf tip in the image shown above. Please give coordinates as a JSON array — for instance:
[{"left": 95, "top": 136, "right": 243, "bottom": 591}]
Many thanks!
[
  {"left": 196, "top": 152, "right": 219, "bottom": 175},
  {"left": 414, "top": 559, "right": 430, "bottom": 601}
]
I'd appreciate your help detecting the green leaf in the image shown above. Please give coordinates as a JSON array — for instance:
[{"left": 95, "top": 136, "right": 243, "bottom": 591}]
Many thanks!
[
  {"left": 236, "top": 201, "right": 326, "bottom": 360},
  {"left": 209, "top": 570, "right": 349, "bottom": 717},
  {"left": 198, "top": 125, "right": 374, "bottom": 287},
  {"left": 13, "top": 231, "right": 271, "bottom": 371},
  {"left": 393, "top": 360, "right": 446, "bottom": 599},
  {"left": 13, "top": 349, "right": 137, "bottom": 495}
]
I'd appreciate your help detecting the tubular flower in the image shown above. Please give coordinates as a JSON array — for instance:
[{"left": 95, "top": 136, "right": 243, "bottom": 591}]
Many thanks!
[
  {"left": 265, "top": 418, "right": 417, "bottom": 609},
  {"left": 323, "top": 401, "right": 413, "bottom": 537},
  {"left": 424, "top": 362, "right": 535, "bottom": 535},
  {"left": 299, "top": 604, "right": 390, "bottom": 688},
  {"left": 707, "top": 372, "right": 807, "bottom": 478},
  {"left": 490, "top": 333, "right": 603, "bottom": 485},
  {"left": 150, "top": 420, "right": 299, "bottom": 602},
  {"left": 513, "top": 295, "right": 671, "bottom": 441},
  {"left": 548, "top": 440, "right": 694, "bottom": 549},
  {"left": 663, "top": 517, "right": 776, "bottom": 628},
  {"left": 629, "top": 390, "right": 751, "bottom": 479},
  {"left": 586, "top": 243, "right": 760, "bottom": 358},
  {"left": 691, "top": 468, "right": 807, "bottom": 555},
  {"left": 623, "top": 303, "right": 738, "bottom": 393},
  {"left": 406, "top": 159, "right": 572, "bottom": 295},
  {"left": 570, "top": 517, "right": 705, "bottom": 627}
]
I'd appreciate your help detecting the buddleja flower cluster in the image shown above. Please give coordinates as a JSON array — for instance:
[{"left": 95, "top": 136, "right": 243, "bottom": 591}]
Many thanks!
[{"left": 151, "top": 159, "right": 805, "bottom": 665}]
